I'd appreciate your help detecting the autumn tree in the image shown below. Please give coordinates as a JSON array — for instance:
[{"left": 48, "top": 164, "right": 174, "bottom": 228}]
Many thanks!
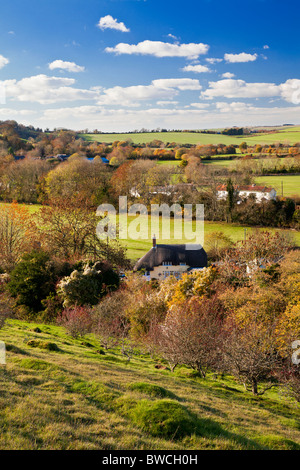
[
  {"left": 110, "top": 160, "right": 172, "bottom": 205},
  {"left": 152, "top": 296, "right": 225, "bottom": 376},
  {"left": 43, "top": 157, "right": 111, "bottom": 206},
  {"left": 0, "top": 202, "right": 38, "bottom": 271},
  {"left": 36, "top": 197, "right": 129, "bottom": 268},
  {"left": 91, "top": 290, "right": 130, "bottom": 350},
  {"left": 0, "top": 159, "right": 50, "bottom": 203},
  {"left": 205, "top": 231, "right": 234, "bottom": 261},
  {"left": 222, "top": 315, "right": 281, "bottom": 395},
  {"left": 184, "top": 156, "right": 205, "bottom": 185},
  {"left": 239, "top": 142, "right": 248, "bottom": 153},
  {"left": 219, "top": 231, "right": 294, "bottom": 286},
  {"left": 167, "top": 266, "right": 217, "bottom": 308},
  {"left": 58, "top": 306, "right": 93, "bottom": 338}
]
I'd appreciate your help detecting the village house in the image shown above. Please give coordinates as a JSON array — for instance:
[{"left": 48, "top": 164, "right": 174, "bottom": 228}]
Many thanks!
[
  {"left": 130, "top": 183, "right": 196, "bottom": 199},
  {"left": 216, "top": 184, "right": 277, "bottom": 203},
  {"left": 134, "top": 236, "right": 207, "bottom": 280}
]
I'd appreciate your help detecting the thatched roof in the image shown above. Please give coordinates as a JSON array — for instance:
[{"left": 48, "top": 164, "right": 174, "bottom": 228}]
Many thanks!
[{"left": 134, "top": 244, "right": 207, "bottom": 272}]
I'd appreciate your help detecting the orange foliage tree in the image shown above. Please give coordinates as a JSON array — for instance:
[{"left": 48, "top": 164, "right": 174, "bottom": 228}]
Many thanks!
[{"left": 0, "top": 202, "right": 38, "bottom": 271}]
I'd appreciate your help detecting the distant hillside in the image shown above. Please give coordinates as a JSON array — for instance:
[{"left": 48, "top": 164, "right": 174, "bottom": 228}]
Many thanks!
[
  {"left": 79, "top": 126, "right": 300, "bottom": 146},
  {"left": 0, "top": 120, "right": 44, "bottom": 140}
]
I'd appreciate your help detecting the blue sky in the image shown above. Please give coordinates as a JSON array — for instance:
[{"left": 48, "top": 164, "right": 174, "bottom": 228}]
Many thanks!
[{"left": 0, "top": 0, "right": 299, "bottom": 131}]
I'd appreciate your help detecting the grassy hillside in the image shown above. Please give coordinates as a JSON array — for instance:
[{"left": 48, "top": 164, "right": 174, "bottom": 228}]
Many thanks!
[
  {"left": 0, "top": 319, "right": 299, "bottom": 450},
  {"left": 80, "top": 126, "right": 300, "bottom": 146}
]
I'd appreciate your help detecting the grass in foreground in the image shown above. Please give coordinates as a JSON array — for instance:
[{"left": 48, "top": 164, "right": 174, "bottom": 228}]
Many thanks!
[{"left": 0, "top": 320, "right": 299, "bottom": 450}]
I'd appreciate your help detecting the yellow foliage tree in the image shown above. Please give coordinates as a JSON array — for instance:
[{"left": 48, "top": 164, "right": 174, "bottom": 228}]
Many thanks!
[{"left": 167, "top": 266, "right": 217, "bottom": 308}]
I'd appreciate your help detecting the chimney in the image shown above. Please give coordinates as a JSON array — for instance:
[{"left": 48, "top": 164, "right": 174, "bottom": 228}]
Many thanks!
[{"left": 152, "top": 234, "right": 157, "bottom": 249}]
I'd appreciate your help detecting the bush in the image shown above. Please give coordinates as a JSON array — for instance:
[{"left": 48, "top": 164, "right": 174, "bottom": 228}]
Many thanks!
[
  {"left": 8, "top": 250, "right": 56, "bottom": 313},
  {"left": 57, "top": 262, "right": 120, "bottom": 308},
  {"left": 26, "top": 339, "right": 60, "bottom": 352},
  {"left": 58, "top": 306, "right": 93, "bottom": 338}
]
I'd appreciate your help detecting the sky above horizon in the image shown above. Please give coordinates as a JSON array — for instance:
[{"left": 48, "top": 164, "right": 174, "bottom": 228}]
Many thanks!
[{"left": 0, "top": 0, "right": 299, "bottom": 132}]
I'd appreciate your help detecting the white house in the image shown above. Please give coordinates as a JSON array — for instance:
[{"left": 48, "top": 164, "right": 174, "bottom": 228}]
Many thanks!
[{"left": 216, "top": 184, "right": 276, "bottom": 203}]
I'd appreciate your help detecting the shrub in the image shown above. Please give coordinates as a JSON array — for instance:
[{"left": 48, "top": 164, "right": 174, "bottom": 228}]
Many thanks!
[
  {"left": 57, "top": 262, "right": 119, "bottom": 308},
  {"left": 40, "top": 293, "right": 63, "bottom": 323},
  {"left": 58, "top": 306, "right": 93, "bottom": 338},
  {"left": 26, "top": 339, "right": 60, "bottom": 352},
  {"left": 8, "top": 250, "right": 56, "bottom": 313}
]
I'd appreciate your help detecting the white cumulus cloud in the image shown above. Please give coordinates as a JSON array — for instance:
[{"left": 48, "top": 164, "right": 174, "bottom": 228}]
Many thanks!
[
  {"left": 201, "top": 79, "right": 280, "bottom": 99},
  {"left": 97, "top": 15, "right": 130, "bottom": 32},
  {"left": 222, "top": 72, "right": 235, "bottom": 78},
  {"left": 205, "top": 58, "right": 223, "bottom": 64},
  {"left": 224, "top": 52, "right": 258, "bottom": 63},
  {"left": 181, "top": 64, "right": 211, "bottom": 73},
  {"left": 0, "top": 54, "right": 9, "bottom": 69},
  {"left": 3, "top": 74, "right": 97, "bottom": 104},
  {"left": 201, "top": 78, "right": 300, "bottom": 104},
  {"left": 96, "top": 79, "right": 201, "bottom": 107},
  {"left": 105, "top": 40, "right": 209, "bottom": 59},
  {"left": 49, "top": 60, "right": 85, "bottom": 73},
  {"left": 215, "top": 101, "right": 255, "bottom": 113},
  {"left": 279, "top": 79, "right": 300, "bottom": 104}
]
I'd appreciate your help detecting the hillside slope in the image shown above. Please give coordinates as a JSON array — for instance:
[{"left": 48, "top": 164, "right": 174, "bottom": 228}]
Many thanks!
[
  {"left": 80, "top": 126, "right": 300, "bottom": 146},
  {"left": 0, "top": 320, "right": 299, "bottom": 450}
]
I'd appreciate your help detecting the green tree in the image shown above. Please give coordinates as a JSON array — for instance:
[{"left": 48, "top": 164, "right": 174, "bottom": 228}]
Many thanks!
[
  {"left": 239, "top": 142, "right": 248, "bottom": 153},
  {"left": 226, "top": 178, "right": 235, "bottom": 222},
  {"left": 8, "top": 250, "right": 56, "bottom": 314}
]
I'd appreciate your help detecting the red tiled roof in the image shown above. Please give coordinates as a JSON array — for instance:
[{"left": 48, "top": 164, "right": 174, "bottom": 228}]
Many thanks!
[{"left": 216, "top": 184, "right": 274, "bottom": 193}]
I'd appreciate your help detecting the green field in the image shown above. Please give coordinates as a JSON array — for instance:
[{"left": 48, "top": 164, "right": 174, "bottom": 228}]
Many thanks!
[
  {"left": 157, "top": 158, "right": 237, "bottom": 168},
  {"left": 255, "top": 175, "right": 300, "bottom": 197},
  {"left": 80, "top": 126, "right": 300, "bottom": 146},
  {"left": 117, "top": 215, "right": 300, "bottom": 260},
  {"left": 0, "top": 204, "right": 298, "bottom": 260},
  {"left": 247, "top": 127, "right": 300, "bottom": 145},
  {"left": 0, "top": 319, "right": 299, "bottom": 450},
  {"left": 81, "top": 132, "right": 245, "bottom": 146},
  {"left": 156, "top": 160, "right": 181, "bottom": 166},
  {"left": 202, "top": 159, "right": 238, "bottom": 168}
]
